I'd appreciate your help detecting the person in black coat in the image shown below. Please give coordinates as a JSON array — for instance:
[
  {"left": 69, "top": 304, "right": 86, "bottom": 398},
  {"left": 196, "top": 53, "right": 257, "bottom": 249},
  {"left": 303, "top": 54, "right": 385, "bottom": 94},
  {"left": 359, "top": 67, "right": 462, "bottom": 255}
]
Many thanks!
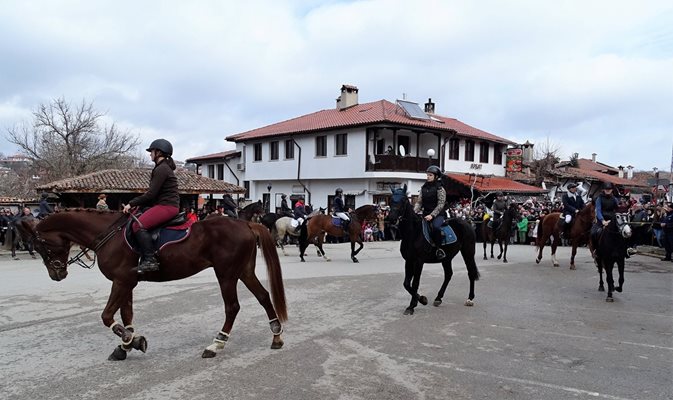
[
  {"left": 559, "top": 183, "right": 585, "bottom": 236},
  {"left": 38, "top": 193, "right": 54, "bottom": 219}
]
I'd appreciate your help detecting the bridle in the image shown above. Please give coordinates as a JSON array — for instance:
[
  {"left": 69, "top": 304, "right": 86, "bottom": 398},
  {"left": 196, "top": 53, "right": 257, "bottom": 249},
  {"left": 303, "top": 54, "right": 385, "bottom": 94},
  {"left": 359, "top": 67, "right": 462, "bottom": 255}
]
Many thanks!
[{"left": 33, "top": 214, "right": 129, "bottom": 272}]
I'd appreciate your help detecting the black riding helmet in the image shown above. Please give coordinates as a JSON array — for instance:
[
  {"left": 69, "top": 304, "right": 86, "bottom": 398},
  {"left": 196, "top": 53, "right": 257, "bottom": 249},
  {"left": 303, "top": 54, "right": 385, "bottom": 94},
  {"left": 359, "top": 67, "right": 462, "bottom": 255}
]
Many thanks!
[
  {"left": 426, "top": 165, "right": 442, "bottom": 178},
  {"left": 146, "top": 139, "right": 173, "bottom": 156},
  {"left": 335, "top": 188, "right": 343, "bottom": 195}
]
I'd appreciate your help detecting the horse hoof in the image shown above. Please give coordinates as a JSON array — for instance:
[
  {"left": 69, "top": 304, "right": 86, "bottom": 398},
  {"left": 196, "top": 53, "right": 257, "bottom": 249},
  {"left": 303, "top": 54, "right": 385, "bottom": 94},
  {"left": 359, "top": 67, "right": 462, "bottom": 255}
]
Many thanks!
[
  {"left": 325, "top": 258, "right": 331, "bottom": 262},
  {"left": 352, "top": 257, "right": 359, "bottom": 263},
  {"left": 598, "top": 286, "right": 605, "bottom": 292},
  {"left": 464, "top": 299, "right": 474, "bottom": 307},
  {"left": 300, "top": 259, "right": 305, "bottom": 263},
  {"left": 615, "top": 287, "right": 622, "bottom": 293},
  {"left": 132, "top": 336, "right": 147, "bottom": 353},
  {"left": 108, "top": 345, "right": 128, "bottom": 361},
  {"left": 201, "top": 349, "right": 217, "bottom": 358},
  {"left": 535, "top": 258, "right": 540, "bottom": 264},
  {"left": 433, "top": 300, "right": 442, "bottom": 307},
  {"left": 569, "top": 265, "right": 576, "bottom": 270},
  {"left": 606, "top": 297, "right": 614, "bottom": 303},
  {"left": 403, "top": 308, "right": 414, "bottom": 315},
  {"left": 503, "top": 259, "right": 508, "bottom": 263},
  {"left": 490, "top": 255, "right": 494, "bottom": 259},
  {"left": 497, "top": 255, "right": 502, "bottom": 260},
  {"left": 419, "top": 296, "right": 428, "bottom": 306},
  {"left": 270, "top": 340, "right": 284, "bottom": 349},
  {"left": 553, "top": 263, "right": 560, "bottom": 268},
  {"left": 483, "top": 256, "right": 488, "bottom": 260}
]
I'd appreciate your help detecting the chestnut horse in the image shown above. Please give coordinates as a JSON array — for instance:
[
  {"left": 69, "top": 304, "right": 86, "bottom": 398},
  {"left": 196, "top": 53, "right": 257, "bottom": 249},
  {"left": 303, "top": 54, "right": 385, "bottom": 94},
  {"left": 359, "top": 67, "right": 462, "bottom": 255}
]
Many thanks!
[
  {"left": 298, "top": 204, "right": 378, "bottom": 263},
  {"left": 21, "top": 209, "right": 287, "bottom": 361},
  {"left": 535, "top": 202, "right": 595, "bottom": 269},
  {"left": 481, "top": 203, "right": 520, "bottom": 263},
  {"left": 385, "top": 186, "right": 480, "bottom": 315}
]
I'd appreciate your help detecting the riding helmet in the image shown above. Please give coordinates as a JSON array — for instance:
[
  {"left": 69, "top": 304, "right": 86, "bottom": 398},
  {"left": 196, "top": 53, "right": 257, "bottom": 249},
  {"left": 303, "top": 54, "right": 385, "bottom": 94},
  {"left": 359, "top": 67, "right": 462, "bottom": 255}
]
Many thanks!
[
  {"left": 426, "top": 165, "right": 442, "bottom": 177},
  {"left": 496, "top": 192, "right": 504, "bottom": 197},
  {"left": 602, "top": 182, "right": 614, "bottom": 190},
  {"left": 567, "top": 183, "right": 578, "bottom": 189},
  {"left": 146, "top": 139, "right": 173, "bottom": 156},
  {"left": 335, "top": 188, "right": 343, "bottom": 195}
]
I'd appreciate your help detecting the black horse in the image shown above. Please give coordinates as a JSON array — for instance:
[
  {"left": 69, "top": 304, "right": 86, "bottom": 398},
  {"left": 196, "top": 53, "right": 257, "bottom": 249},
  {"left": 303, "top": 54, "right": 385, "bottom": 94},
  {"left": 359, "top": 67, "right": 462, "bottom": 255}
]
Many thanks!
[
  {"left": 481, "top": 202, "right": 519, "bottom": 263},
  {"left": 592, "top": 213, "right": 632, "bottom": 302},
  {"left": 7, "top": 216, "right": 37, "bottom": 259},
  {"left": 386, "top": 186, "right": 480, "bottom": 315}
]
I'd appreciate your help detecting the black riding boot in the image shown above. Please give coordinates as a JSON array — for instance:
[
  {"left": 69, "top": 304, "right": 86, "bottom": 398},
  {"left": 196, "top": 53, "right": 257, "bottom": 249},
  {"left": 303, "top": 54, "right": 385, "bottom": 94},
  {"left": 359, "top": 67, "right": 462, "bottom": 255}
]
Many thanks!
[
  {"left": 433, "top": 230, "right": 446, "bottom": 260},
  {"left": 135, "top": 229, "right": 159, "bottom": 273}
]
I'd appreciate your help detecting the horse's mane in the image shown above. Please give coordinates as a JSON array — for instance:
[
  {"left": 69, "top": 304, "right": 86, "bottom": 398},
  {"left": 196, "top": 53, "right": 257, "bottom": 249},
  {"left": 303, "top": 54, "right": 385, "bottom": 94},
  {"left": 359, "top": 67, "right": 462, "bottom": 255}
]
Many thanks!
[{"left": 40, "top": 207, "right": 120, "bottom": 222}]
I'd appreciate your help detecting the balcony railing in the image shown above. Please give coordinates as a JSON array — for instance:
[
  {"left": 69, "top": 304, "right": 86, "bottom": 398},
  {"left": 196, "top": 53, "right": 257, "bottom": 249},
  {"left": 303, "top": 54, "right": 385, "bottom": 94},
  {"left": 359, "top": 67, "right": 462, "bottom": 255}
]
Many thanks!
[{"left": 367, "top": 154, "right": 433, "bottom": 172}]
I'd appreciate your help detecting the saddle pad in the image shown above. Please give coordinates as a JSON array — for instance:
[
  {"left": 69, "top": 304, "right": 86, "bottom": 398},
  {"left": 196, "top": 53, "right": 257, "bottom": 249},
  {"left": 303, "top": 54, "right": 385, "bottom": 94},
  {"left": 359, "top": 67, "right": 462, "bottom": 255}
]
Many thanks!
[
  {"left": 331, "top": 217, "right": 342, "bottom": 227},
  {"left": 124, "top": 226, "right": 192, "bottom": 254},
  {"left": 421, "top": 220, "right": 458, "bottom": 246}
]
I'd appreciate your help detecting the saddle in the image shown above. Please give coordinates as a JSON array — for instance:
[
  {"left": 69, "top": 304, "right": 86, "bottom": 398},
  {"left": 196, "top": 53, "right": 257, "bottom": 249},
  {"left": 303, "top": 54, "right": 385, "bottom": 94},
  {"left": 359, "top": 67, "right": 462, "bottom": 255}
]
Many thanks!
[
  {"left": 123, "top": 212, "right": 195, "bottom": 254},
  {"left": 421, "top": 219, "right": 457, "bottom": 246}
]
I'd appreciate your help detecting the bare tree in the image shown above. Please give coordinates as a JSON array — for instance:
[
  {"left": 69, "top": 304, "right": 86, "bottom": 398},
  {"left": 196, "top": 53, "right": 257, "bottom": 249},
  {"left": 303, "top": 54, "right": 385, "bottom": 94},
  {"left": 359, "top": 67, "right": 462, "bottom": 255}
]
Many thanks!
[
  {"left": 530, "top": 137, "right": 560, "bottom": 186},
  {"left": 5, "top": 98, "right": 141, "bottom": 183}
]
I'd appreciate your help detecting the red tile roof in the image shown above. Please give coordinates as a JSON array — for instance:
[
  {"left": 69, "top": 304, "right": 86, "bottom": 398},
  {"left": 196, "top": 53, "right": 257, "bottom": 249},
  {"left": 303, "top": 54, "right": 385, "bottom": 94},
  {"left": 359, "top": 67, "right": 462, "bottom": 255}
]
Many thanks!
[
  {"left": 35, "top": 169, "right": 246, "bottom": 194},
  {"left": 562, "top": 167, "right": 647, "bottom": 187},
  {"left": 185, "top": 150, "right": 240, "bottom": 163},
  {"left": 445, "top": 173, "right": 545, "bottom": 193},
  {"left": 227, "top": 100, "right": 516, "bottom": 145},
  {"left": 576, "top": 158, "right": 619, "bottom": 174}
]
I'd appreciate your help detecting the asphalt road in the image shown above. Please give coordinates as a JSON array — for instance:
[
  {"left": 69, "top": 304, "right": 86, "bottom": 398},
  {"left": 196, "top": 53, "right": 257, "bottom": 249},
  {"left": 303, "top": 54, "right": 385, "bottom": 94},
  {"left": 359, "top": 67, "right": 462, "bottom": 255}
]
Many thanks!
[{"left": 1, "top": 241, "right": 671, "bottom": 400}]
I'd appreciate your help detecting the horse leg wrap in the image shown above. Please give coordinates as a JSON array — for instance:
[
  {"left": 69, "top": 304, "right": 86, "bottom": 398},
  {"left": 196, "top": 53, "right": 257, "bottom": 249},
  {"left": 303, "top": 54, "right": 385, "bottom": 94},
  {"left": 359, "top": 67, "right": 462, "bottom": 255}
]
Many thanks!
[
  {"left": 269, "top": 318, "right": 283, "bottom": 336},
  {"left": 205, "top": 331, "right": 229, "bottom": 353},
  {"left": 110, "top": 321, "right": 134, "bottom": 346}
]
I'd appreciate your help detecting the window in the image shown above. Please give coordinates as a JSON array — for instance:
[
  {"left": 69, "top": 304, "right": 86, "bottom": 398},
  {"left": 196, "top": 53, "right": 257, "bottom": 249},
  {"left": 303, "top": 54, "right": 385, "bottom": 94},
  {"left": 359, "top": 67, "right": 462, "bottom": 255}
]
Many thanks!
[
  {"left": 448, "top": 138, "right": 459, "bottom": 160},
  {"left": 464, "top": 140, "right": 475, "bottom": 162},
  {"left": 217, "top": 164, "right": 224, "bottom": 180},
  {"left": 335, "top": 133, "right": 347, "bottom": 156},
  {"left": 243, "top": 181, "right": 250, "bottom": 199},
  {"left": 316, "top": 135, "right": 327, "bottom": 157},
  {"left": 376, "top": 139, "right": 385, "bottom": 155},
  {"left": 253, "top": 143, "right": 262, "bottom": 161},
  {"left": 285, "top": 139, "right": 294, "bottom": 159},
  {"left": 207, "top": 164, "right": 215, "bottom": 179},
  {"left": 494, "top": 144, "right": 503, "bottom": 165},
  {"left": 270, "top": 141, "right": 279, "bottom": 160},
  {"left": 479, "top": 141, "right": 489, "bottom": 163}
]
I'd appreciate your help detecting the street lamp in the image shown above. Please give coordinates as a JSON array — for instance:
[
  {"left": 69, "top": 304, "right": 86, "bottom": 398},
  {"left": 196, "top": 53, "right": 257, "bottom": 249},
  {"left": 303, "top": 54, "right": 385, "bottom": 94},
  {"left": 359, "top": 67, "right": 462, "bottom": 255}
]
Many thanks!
[
  {"left": 267, "top": 182, "right": 272, "bottom": 193},
  {"left": 427, "top": 148, "right": 436, "bottom": 168},
  {"left": 266, "top": 182, "right": 272, "bottom": 213}
]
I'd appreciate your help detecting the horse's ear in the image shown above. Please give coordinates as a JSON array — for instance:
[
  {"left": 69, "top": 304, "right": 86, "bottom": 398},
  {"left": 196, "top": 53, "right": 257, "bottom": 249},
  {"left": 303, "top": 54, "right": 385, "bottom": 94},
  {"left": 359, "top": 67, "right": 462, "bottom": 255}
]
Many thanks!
[{"left": 403, "top": 184, "right": 407, "bottom": 193}]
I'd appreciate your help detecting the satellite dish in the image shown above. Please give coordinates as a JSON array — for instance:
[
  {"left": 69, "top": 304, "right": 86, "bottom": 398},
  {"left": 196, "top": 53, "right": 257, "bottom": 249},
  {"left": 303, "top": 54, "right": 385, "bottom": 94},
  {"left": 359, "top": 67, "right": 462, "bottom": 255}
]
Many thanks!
[{"left": 399, "top": 145, "right": 406, "bottom": 156}]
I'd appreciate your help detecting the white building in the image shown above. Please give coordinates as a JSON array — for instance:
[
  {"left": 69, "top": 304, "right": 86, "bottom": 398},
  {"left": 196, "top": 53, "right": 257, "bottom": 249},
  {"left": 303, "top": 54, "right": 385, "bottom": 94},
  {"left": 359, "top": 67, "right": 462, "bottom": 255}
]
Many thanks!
[{"left": 188, "top": 85, "right": 517, "bottom": 212}]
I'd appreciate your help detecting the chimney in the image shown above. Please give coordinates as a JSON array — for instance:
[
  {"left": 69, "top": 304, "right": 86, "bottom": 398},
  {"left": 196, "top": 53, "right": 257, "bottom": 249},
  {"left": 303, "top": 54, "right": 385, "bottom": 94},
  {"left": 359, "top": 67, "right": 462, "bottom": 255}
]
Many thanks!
[
  {"left": 522, "top": 140, "right": 534, "bottom": 163},
  {"left": 336, "top": 84, "right": 359, "bottom": 110},
  {"left": 627, "top": 165, "right": 634, "bottom": 179},
  {"left": 424, "top": 98, "right": 435, "bottom": 114},
  {"left": 618, "top": 165, "right": 624, "bottom": 179},
  {"left": 591, "top": 153, "right": 597, "bottom": 163}
]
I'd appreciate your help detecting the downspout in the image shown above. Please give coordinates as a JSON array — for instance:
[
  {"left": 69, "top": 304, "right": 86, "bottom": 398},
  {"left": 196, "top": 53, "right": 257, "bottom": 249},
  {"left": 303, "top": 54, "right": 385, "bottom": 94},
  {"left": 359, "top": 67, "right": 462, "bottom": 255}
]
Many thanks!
[{"left": 292, "top": 138, "right": 312, "bottom": 205}]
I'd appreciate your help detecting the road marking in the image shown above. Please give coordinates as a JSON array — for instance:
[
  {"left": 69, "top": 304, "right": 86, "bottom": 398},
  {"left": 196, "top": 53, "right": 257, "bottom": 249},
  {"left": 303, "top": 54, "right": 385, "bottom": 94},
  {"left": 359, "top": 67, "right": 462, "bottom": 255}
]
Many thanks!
[{"left": 403, "top": 356, "right": 634, "bottom": 400}]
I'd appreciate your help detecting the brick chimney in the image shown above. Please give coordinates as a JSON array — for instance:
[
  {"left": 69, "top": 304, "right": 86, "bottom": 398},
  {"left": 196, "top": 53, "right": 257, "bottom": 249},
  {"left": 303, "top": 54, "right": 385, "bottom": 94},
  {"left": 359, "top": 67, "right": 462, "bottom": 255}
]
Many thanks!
[
  {"left": 336, "top": 84, "right": 359, "bottom": 110},
  {"left": 424, "top": 98, "right": 435, "bottom": 114}
]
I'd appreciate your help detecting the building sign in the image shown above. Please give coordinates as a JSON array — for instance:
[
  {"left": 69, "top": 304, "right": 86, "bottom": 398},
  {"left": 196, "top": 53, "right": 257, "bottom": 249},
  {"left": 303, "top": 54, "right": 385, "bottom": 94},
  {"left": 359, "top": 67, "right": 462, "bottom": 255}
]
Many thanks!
[
  {"left": 470, "top": 163, "right": 482, "bottom": 170},
  {"left": 506, "top": 148, "right": 523, "bottom": 172}
]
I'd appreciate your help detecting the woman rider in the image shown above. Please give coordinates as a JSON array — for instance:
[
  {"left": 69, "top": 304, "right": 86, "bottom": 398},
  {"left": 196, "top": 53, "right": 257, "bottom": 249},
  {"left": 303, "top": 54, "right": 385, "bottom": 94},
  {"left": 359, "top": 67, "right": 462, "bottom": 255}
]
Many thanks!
[
  {"left": 123, "top": 139, "right": 180, "bottom": 273},
  {"left": 414, "top": 165, "right": 447, "bottom": 259}
]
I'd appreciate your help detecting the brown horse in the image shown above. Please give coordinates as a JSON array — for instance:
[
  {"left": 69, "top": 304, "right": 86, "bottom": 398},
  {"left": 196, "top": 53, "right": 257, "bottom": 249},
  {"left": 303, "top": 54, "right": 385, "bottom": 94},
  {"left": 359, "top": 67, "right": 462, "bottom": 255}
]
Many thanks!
[
  {"left": 481, "top": 203, "right": 519, "bottom": 263},
  {"left": 298, "top": 204, "right": 378, "bottom": 263},
  {"left": 535, "top": 202, "right": 595, "bottom": 269},
  {"left": 21, "top": 208, "right": 287, "bottom": 361}
]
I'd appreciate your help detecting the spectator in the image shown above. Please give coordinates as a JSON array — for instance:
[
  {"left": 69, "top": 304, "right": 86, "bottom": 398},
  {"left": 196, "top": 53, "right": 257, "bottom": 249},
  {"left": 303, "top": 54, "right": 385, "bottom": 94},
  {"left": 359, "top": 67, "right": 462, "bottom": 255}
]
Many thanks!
[
  {"left": 517, "top": 213, "right": 529, "bottom": 244},
  {"left": 96, "top": 194, "right": 109, "bottom": 210},
  {"left": 38, "top": 193, "right": 54, "bottom": 218}
]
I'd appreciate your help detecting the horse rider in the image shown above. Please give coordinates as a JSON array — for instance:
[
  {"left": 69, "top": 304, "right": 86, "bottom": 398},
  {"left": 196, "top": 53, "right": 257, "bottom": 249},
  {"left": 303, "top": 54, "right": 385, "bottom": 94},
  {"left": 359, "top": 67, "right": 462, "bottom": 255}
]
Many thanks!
[
  {"left": 559, "top": 183, "right": 585, "bottom": 236},
  {"left": 660, "top": 202, "right": 673, "bottom": 262},
  {"left": 38, "top": 192, "right": 54, "bottom": 219},
  {"left": 280, "top": 194, "right": 293, "bottom": 217},
  {"left": 414, "top": 165, "right": 447, "bottom": 259},
  {"left": 591, "top": 182, "right": 620, "bottom": 251},
  {"left": 123, "top": 139, "right": 180, "bottom": 274},
  {"left": 221, "top": 194, "right": 238, "bottom": 218},
  {"left": 333, "top": 188, "right": 351, "bottom": 232},
  {"left": 293, "top": 197, "right": 307, "bottom": 232},
  {"left": 488, "top": 192, "right": 507, "bottom": 229}
]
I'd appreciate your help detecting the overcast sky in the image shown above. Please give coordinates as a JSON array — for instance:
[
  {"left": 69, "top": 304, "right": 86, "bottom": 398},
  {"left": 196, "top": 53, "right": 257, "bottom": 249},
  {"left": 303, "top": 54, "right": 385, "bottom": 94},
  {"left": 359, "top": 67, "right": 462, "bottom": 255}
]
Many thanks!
[{"left": 1, "top": 0, "right": 672, "bottom": 172}]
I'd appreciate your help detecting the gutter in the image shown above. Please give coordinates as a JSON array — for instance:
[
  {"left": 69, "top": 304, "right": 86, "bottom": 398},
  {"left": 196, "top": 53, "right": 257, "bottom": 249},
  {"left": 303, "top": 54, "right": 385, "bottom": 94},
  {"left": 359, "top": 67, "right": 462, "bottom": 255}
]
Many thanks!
[{"left": 292, "top": 138, "right": 311, "bottom": 205}]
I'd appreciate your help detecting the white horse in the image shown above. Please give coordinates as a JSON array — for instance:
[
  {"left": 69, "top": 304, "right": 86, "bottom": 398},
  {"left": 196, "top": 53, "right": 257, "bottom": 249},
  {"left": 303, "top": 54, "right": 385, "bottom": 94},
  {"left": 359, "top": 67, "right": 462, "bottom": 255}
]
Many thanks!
[{"left": 274, "top": 217, "right": 303, "bottom": 256}]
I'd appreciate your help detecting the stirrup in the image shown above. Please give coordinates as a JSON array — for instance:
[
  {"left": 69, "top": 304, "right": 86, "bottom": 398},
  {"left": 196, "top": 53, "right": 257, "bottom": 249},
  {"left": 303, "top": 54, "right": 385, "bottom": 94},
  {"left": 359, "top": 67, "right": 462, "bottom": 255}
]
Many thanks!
[
  {"left": 435, "top": 248, "right": 446, "bottom": 259},
  {"left": 136, "top": 258, "right": 160, "bottom": 273}
]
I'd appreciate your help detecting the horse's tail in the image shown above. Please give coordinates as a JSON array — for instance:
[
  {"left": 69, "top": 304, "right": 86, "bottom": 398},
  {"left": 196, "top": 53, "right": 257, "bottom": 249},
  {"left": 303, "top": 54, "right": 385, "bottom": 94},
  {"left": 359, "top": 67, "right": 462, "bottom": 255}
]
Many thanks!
[
  {"left": 248, "top": 223, "right": 288, "bottom": 322},
  {"left": 458, "top": 220, "right": 480, "bottom": 281}
]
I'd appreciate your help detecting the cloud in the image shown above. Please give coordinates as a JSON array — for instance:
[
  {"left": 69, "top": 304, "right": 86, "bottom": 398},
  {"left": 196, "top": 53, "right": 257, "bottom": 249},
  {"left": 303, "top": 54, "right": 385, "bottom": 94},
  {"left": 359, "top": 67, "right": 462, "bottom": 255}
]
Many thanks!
[{"left": 0, "top": 0, "right": 672, "bottom": 171}]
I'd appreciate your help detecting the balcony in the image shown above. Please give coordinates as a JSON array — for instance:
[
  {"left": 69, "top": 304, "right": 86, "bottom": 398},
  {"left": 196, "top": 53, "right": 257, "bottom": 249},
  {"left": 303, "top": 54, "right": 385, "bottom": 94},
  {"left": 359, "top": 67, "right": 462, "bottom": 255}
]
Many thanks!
[{"left": 367, "top": 154, "right": 433, "bottom": 173}]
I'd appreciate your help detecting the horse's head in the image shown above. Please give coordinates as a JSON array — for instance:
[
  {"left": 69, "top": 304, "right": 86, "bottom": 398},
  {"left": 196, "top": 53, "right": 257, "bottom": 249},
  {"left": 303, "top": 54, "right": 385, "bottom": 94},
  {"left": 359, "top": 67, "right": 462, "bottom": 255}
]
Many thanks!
[
  {"left": 614, "top": 213, "right": 632, "bottom": 239},
  {"left": 30, "top": 220, "right": 73, "bottom": 281},
  {"left": 386, "top": 185, "right": 408, "bottom": 224},
  {"left": 506, "top": 202, "right": 521, "bottom": 221}
]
